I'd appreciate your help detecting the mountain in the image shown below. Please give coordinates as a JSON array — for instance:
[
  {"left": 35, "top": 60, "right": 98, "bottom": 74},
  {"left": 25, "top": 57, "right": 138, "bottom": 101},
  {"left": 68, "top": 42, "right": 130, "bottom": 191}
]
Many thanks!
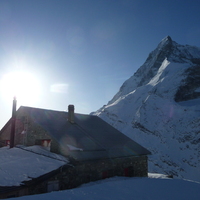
[{"left": 93, "top": 36, "right": 200, "bottom": 182}]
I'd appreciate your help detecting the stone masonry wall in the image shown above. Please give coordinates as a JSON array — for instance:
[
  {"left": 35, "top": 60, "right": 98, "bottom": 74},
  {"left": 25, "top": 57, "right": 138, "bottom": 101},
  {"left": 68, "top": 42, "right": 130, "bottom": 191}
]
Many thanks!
[
  {"left": 15, "top": 109, "right": 51, "bottom": 146},
  {"left": 0, "top": 123, "right": 11, "bottom": 147},
  {"left": 54, "top": 155, "right": 147, "bottom": 190},
  {"left": 0, "top": 109, "right": 51, "bottom": 147}
]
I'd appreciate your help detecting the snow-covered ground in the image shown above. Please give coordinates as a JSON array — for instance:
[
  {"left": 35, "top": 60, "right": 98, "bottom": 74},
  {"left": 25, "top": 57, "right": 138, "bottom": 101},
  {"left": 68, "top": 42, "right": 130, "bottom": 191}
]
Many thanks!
[
  {"left": 1, "top": 146, "right": 200, "bottom": 199},
  {"left": 16, "top": 174, "right": 200, "bottom": 200},
  {"left": 0, "top": 146, "right": 68, "bottom": 186}
]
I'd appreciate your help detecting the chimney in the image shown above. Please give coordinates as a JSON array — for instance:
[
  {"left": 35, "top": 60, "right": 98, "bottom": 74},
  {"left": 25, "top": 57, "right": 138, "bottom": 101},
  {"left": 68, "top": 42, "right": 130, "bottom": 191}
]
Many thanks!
[
  {"left": 10, "top": 97, "right": 17, "bottom": 148},
  {"left": 68, "top": 105, "right": 75, "bottom": 123}
]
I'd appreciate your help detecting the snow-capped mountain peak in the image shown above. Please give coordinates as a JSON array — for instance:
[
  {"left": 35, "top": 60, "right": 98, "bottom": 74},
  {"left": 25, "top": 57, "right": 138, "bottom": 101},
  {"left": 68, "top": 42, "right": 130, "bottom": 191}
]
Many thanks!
[{"left": 93, "top": 36, "right": 200, "bottom": 182}]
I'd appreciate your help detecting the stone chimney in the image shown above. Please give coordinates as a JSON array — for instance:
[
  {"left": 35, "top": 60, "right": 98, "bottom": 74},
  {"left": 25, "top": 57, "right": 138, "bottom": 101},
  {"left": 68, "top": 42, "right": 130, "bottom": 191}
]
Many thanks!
[
  {"left": 68, "top": 105, "right": 75, "bottom": 123},
  {"left": 10, "top": 97, "right": 17, "bottom": 148}
]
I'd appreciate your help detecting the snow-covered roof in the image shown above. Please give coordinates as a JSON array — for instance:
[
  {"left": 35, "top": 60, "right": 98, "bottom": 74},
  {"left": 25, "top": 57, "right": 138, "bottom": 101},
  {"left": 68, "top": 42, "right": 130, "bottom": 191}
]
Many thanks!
[{"left": 0, "top": 145, "right": 68, "bottom": 186}]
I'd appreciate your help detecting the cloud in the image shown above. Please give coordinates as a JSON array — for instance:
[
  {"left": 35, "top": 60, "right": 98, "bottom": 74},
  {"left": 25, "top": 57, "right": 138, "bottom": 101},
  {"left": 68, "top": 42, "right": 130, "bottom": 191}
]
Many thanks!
[{"left": 50, "top": 83, "right": 69, "bottom": 94}]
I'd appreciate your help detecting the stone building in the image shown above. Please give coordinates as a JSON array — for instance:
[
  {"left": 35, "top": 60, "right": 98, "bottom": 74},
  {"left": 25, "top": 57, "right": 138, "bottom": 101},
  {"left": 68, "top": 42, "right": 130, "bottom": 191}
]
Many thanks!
[{"left": 0, "top": 104, "right": 151, "bottom": 198}]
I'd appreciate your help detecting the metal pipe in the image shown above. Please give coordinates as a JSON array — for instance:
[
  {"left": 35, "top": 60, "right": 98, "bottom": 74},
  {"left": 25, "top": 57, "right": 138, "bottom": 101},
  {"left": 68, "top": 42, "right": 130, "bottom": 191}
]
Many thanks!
[{"left": 10, "top": 97, "right": 17, "bottom": 148}]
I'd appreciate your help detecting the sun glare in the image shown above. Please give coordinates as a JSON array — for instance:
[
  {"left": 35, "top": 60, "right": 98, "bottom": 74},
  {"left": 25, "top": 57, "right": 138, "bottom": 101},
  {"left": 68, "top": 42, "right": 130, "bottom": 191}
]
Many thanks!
[{"left": 0, "top": 71, "right": 41, "bottom": 105}]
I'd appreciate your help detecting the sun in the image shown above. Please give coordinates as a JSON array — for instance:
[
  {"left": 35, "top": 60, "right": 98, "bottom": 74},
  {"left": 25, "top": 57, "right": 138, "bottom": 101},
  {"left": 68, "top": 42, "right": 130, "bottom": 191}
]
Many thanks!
[{"left": 0, "top": 71, "right": 41, "bottom": 105}]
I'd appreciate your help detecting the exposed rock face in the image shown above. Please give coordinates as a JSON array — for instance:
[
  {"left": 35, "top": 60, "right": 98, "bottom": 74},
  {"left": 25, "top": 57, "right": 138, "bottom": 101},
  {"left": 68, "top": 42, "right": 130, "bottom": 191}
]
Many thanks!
[
  {"left": 93, "top": 36, "right": 200, "bottom": 182},
  {"left": 175, "top": 65, "right": 200, "bottom": 102}
]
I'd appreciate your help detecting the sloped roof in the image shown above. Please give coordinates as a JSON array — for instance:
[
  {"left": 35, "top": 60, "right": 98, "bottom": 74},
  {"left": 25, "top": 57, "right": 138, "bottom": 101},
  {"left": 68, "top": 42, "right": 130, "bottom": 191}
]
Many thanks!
[{"left": 17, "top": 106, "right": 151, "bottom": 161}]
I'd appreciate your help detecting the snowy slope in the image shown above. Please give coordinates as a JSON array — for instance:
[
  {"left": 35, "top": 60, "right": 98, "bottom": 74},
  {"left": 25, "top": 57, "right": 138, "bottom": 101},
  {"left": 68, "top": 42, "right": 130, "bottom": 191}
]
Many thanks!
[
  {"left": 0, "top": 146, "right": 68, "bottom": 186},
  {"left": 93, "top": 36, "right": 200, "bottom": 182},
  {"left": 15, "top": 174, "right": 200, "bottom": 200}
]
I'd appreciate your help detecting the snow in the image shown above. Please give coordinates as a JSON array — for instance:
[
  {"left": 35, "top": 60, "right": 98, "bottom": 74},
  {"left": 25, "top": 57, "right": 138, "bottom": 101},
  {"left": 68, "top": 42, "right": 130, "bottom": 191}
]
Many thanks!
[
  {"left": 67, "top": 144, "right": 83, "bottom": 151},
  {"left": 0, "top": 146, "right": 68, "bottom": 186},
  {"left": 15, "top": 174, "right": 200, "bottom": 200}
]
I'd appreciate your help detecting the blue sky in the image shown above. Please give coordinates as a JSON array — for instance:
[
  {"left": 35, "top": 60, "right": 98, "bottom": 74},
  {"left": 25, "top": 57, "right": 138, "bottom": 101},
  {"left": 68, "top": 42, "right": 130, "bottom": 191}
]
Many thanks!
[{"left": 0, "top": 0, "right": 200, "bottom": 128}]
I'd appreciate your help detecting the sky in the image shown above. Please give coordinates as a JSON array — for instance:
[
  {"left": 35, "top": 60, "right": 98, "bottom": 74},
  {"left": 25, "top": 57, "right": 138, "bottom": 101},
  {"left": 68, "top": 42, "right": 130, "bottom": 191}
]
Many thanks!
[{"left": 0, "top": 0, "right": 200, "bottom": 128}]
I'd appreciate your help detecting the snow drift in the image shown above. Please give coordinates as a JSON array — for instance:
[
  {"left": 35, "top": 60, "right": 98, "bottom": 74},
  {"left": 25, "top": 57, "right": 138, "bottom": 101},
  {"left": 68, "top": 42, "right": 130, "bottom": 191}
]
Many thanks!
[{"left": 15, "top": 175, "right": 200, "bottom": 200}]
